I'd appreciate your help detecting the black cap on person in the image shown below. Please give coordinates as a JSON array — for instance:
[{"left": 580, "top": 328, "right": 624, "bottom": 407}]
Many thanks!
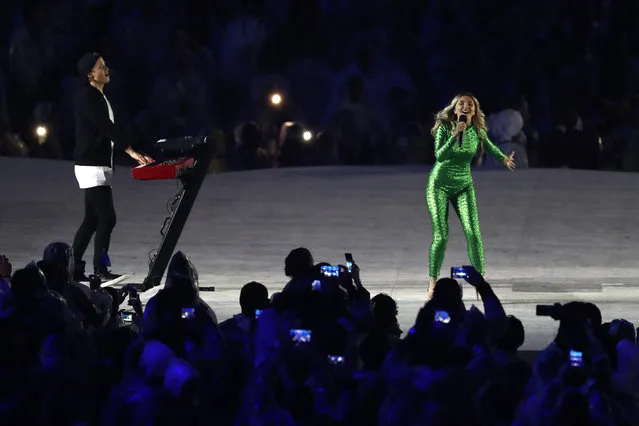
[{"left": 77, "top": 52, "right": 101, "bottom": 76}]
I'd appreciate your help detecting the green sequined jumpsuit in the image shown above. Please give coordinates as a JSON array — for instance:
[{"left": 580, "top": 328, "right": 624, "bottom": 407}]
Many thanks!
[{"left": 427, "top": 121, "right": 507, "bottom": 278}]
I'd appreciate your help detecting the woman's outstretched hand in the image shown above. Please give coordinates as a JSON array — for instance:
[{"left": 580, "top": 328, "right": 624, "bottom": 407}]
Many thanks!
[{"left": 504, "top": 151, "right": 516, "bottom": 170}]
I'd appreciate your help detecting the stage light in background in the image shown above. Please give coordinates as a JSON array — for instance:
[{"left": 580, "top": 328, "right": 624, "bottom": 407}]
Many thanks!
[
  {"left": 270, "top": 92, "right": 282, "bottom": 106},
  {"left": 35, "top": 125, "right": 48, "bottom": 145},
  {"left": 302, "top": 130, "right": 313, "bottom": 142}
]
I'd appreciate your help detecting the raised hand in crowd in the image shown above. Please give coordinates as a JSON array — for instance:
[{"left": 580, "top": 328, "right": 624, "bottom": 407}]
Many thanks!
[{"left": 0, "top": 254, "right": 11, "bottom": 282}]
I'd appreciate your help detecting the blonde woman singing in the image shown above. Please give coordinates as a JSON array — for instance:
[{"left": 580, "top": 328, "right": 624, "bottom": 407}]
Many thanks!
[{"left": 427, "top": 93, "right": 515, "bottom": 296}]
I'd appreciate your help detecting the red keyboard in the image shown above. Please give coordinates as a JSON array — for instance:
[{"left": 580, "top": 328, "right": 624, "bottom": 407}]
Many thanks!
[{"left": 131, "top": 157, "right": 195, "bottom": 180}]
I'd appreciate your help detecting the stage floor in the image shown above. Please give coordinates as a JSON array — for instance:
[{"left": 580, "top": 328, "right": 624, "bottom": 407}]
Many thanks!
[{"left": 2, "top": 157, "right": 639, "bottom": 350}]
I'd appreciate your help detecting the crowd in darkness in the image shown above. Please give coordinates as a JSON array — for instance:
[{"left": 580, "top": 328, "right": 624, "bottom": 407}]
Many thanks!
[
  {"left": 3, "top": 2, "right": 639, "bottom": 425},
  {"left": 1, "top": 0, "right": 639, "bottom": 172},
  {"left": 2, "top": 245, "right": 639, "bottom": 425}
]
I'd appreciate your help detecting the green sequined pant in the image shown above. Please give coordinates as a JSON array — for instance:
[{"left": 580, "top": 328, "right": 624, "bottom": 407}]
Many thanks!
[{"left": 426, "top": 181, "right": 484, "bottom": 278}]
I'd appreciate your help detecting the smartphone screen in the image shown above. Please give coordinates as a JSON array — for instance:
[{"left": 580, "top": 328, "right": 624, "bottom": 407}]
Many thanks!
[
  {"left": 120, "top": 311, "right": 133, "bottom": 322},
  {"left": 290, "top": 329, "right": 312, "bottom": 343},
  {"left": 328, "top": 355, "right": 345, "bottom": 365},
  {"left": 320, "top": 265, "right": 340, "bottom": 278},
  {"left": 344, "top": 253, "right": 354, "bottom": 272},
  {"left": 434, "top": 310, "right": 451, "bottom": 324},
  {"left": 569, "top": 350, "right": 583, "bottom": 367},
  {"left": 450, "top": 266, "right": 467, "bottom": 279},
  {"left": 181, "top": 307, "right": 195, "bottom": 319}
]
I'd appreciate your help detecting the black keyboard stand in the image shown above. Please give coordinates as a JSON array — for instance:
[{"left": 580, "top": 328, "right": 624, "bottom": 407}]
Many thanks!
[{"left": 130, "top": 135, "right": 216, "bottom": 293}]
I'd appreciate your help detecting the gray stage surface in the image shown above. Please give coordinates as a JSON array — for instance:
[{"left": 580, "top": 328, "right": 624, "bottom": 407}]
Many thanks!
[{"left": 2, "top": 157, "right": 639, "bottom": 350}]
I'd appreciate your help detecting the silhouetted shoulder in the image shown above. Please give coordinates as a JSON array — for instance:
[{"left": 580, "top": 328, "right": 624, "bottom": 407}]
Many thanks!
[{"left": 74, "top": 85, "right": 101, "bottom": 107}]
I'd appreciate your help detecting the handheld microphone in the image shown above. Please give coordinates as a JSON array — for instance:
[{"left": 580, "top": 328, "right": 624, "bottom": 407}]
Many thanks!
[{"left": 458, "top": 115, "right": 467, "bottom": 147}]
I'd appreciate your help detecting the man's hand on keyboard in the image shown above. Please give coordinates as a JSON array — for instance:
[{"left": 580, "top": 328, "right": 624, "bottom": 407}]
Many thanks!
[{"left": 127, "top": 148, "right": 154, "bottom": 166}]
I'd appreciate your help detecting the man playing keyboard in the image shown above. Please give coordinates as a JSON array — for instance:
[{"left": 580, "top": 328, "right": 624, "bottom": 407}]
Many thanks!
[{"left": 71, "top": 52, "right": 153, "bottom": 282}]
